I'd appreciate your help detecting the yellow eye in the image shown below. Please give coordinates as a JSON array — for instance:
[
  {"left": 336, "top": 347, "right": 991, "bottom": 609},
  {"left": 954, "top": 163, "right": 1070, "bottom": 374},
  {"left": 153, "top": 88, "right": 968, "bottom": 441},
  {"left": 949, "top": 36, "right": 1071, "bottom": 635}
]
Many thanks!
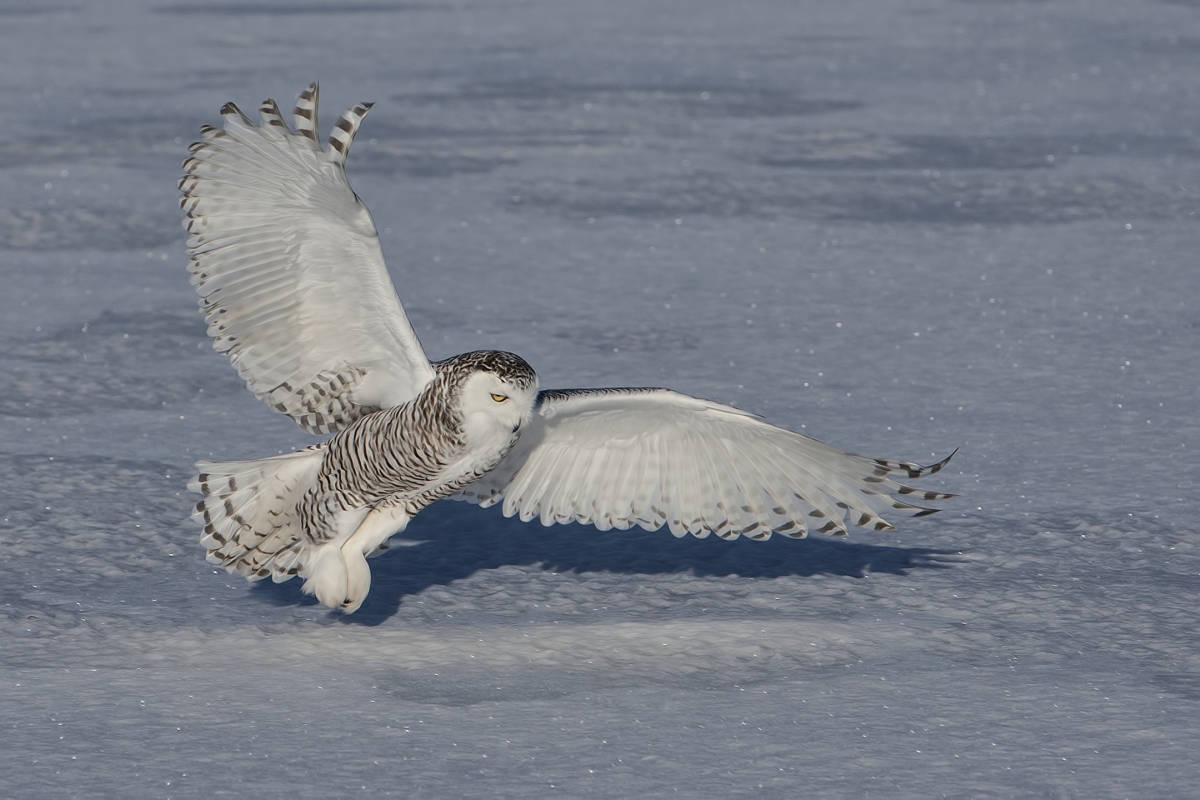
[{"left": 490, "top": 393, "right": 508, "bottom": 403}]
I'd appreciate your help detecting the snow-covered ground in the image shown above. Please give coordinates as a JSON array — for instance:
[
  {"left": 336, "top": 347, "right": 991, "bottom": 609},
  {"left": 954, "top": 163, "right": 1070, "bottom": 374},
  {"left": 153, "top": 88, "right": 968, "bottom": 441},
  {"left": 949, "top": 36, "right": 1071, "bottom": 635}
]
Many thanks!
[{"left": 3, "top": 0, "right": 1199, "bottom": 795}]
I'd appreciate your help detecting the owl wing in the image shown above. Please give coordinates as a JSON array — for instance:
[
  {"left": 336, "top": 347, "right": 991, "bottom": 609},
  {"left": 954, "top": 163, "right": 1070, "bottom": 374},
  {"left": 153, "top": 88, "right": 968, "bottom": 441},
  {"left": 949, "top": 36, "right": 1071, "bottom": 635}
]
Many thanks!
[
  {"left": 453, "top": 388, "right": 956, "bottom": 539},
  {"left": 180, "top": 84, "right": 435, "bottom": 434}
]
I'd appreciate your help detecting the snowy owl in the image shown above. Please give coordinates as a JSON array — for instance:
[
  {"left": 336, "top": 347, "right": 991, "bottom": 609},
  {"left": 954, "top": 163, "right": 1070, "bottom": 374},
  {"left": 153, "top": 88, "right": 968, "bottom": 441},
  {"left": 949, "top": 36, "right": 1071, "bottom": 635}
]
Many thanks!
[{"left": 181, "top": 84, "right": 955, "bottom": 613}]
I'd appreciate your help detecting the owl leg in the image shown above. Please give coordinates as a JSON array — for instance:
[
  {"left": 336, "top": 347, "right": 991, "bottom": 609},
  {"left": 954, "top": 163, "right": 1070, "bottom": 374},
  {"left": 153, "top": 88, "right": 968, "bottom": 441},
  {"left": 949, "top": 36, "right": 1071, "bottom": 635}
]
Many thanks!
[
  {"left": 299, "top": 506, "right": 370, "bottom": 611},
  {"left": 339, "top": 504, "right": 411, "bottom": 614}
]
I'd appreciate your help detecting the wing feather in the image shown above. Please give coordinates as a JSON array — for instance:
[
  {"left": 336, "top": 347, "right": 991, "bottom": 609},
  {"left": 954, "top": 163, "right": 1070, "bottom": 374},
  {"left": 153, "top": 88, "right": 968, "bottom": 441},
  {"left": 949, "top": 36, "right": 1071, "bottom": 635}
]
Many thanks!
[
  {"left": 181, "top": 84, "right": 435, "bottom": 432},
  {"left": 552, "top": 445, "right": 592, "bottom": 525},
  {"left": 746, "top": 449, "right": 810, "bottom": 538},
  {"left": 764, "top": 446, "right": 849, "bottom": 534},
  {"left": 662, "top": 429, "right": 689, "bottom": 537},
  {"left": 712, "top": 434, "right": 768, "bottom": 539},
  {"left": 453, "top": 388, "right": 955, "bottom": 540},
  {"left": 577, "top": 447, "right": 614, "bottom": 528},
  {"left": 603, "top": 444, "right": 639, "bottom": 530},
  {"left": 692, "top": 432, "right": 726, "bottom": 537},
  {"left": 633, "top": 429, "right": 662, "bottom": 527},
  {"left": 510, "top": 445, "right": 566, "bottom": 518}
]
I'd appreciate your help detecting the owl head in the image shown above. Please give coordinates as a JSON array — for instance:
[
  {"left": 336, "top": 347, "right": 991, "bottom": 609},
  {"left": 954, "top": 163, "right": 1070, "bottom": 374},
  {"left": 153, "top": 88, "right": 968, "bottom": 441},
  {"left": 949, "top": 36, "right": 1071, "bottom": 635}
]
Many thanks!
[{"left": 449, "top": 350, "right": 539, "bottom": 440}]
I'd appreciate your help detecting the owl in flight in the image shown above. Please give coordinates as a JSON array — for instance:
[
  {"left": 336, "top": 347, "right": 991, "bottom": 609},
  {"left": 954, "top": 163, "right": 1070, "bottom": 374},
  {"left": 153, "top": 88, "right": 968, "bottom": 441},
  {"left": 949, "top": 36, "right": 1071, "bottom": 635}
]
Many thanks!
[{"left": 181, "top": 84, "right": 955, "bottom": 613}]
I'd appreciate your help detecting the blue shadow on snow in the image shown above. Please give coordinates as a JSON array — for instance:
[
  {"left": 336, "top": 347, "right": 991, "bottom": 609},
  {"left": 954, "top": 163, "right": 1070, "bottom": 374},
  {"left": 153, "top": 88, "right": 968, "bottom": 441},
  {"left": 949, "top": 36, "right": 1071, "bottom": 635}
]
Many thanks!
[{"left": 249, "top": 499, "right": 959, "bottom": 624}]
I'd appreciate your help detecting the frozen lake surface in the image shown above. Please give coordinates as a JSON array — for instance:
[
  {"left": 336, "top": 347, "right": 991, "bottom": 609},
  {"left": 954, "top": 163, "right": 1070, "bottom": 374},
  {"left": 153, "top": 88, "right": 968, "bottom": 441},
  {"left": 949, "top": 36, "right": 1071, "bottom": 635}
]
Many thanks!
[{"left": 3, "top": 0, "right": 1199, "bottom": 796}]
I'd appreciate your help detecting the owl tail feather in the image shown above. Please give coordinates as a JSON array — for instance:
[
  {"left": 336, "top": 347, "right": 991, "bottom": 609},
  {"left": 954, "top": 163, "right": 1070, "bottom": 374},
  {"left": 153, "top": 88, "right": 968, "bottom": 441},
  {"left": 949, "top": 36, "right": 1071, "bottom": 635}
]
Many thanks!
[{"left": 190, "top": 447, "right": 325, "bottom": 583}]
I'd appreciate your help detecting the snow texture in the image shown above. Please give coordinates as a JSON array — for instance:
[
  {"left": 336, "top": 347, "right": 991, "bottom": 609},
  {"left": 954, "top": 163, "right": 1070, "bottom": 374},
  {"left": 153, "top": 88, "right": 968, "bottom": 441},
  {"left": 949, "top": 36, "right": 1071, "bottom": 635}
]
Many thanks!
[{"left": 2, "top": 0, "right": 1199, "bottom": 796}]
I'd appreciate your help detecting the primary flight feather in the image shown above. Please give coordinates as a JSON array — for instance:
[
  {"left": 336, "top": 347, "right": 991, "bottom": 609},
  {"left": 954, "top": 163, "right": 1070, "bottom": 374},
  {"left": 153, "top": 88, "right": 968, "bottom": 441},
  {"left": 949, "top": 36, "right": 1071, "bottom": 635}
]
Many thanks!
[{"left": 182, "top": 84, "right": 956, "bottom": 613}]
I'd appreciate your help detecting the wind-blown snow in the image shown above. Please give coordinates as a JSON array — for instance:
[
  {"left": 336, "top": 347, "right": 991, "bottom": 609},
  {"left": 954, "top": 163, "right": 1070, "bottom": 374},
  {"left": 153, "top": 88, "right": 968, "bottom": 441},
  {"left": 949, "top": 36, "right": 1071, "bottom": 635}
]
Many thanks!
[{"left": 3, "top": 0, "right": 1199, "bottom": 796}]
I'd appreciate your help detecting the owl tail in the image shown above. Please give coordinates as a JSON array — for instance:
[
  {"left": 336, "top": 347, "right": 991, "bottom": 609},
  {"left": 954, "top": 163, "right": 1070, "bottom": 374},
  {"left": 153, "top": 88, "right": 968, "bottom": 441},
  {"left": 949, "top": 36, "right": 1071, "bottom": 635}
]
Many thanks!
[{"left": 189, "top": 447, "right": 326, "bottom": 583}]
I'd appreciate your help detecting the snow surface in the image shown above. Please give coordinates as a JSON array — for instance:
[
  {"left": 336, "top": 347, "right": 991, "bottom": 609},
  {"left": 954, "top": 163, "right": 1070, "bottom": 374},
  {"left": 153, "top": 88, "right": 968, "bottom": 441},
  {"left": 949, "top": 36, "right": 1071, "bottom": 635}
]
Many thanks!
[{"left": 3, "top": 0, "right": 1199, "bottom": 796}]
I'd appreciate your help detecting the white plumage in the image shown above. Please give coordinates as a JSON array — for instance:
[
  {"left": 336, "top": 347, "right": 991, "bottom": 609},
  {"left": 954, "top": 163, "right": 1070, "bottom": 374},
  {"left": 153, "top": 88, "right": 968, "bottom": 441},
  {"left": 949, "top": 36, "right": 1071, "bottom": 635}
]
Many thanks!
[
  {"left": 457, "top": 388, "right": 952, "bottom": 540},
  {"left": 182, "top": 84, "right": 955, "bottom": 614},
  {"left": 182, "top": 87, "right": 433, "bottom": 434}
]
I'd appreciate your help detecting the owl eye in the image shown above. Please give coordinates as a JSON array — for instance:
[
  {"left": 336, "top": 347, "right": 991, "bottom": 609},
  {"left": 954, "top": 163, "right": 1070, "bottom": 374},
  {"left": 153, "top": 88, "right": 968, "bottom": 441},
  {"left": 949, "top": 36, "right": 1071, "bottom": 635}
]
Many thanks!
[{"left": 490, "top": 393, "right": 508, "bottom": 403}]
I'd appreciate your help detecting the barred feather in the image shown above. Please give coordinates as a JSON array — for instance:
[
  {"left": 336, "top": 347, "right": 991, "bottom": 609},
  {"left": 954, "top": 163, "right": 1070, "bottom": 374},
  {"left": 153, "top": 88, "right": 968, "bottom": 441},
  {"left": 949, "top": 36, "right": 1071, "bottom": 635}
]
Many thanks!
[
  {"left": 183, "top": 86, "right": 957, "bottom": 619},
  {"left": 454, "top": 389, "right": 957, "bottom": 542},
  {"left": 190, "top": 448, "right": 325, "bottom": 582},
  {"left": 180, "top": 85, "right": 435, "bottom": 434},
  {"left": 327, "top": 101, "right": 373, "bottom": 165},
  {"left": 293, "top": 82, "right": 321, "bottom": 144}
]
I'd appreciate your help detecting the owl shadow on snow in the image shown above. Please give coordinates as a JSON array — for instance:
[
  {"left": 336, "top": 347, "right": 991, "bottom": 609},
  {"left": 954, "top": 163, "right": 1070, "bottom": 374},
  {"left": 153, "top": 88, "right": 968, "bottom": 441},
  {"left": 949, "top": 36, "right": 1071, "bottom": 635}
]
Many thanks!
[{"left": 249, "top": 499, "right": 959, "bottom": 625}]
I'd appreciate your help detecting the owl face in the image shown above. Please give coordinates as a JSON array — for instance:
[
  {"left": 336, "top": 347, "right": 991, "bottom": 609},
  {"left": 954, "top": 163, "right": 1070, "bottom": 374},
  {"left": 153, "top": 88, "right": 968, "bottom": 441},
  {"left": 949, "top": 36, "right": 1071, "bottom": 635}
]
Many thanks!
[{"left": 457, "top": 369, "right": 539, "bottom": 444}]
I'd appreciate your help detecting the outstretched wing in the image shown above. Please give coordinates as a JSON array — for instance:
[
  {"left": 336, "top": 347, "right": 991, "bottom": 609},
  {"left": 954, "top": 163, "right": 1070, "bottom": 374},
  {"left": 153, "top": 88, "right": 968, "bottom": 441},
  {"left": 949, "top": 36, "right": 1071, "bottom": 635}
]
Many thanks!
[
  {"left": 180, "top": 83, "right": 435, "bottom": 434},
  {"left": 454, "top": 388, "right": 955, "bottom": 540}
]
